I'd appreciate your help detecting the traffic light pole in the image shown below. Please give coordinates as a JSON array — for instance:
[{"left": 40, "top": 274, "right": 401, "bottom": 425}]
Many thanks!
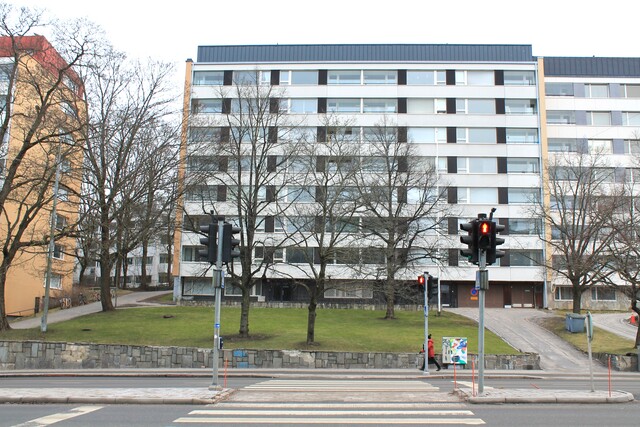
[
  {"left": 423, "top": 272, "right": 429, "bottom": 375},
  {"left": 478, "top": 249, "right": 487, "bottom": 395},
  {"left": 210, "top": 217, "right": 225, "bottom": 390}
]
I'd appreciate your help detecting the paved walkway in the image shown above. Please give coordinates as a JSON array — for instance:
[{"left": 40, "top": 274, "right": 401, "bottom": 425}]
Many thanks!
[
  {"left": 445, "top": 308, "right": 611, "bottom": 372},
  {"left": 10, "top": 290, "right": 171, "bottom": 330}
]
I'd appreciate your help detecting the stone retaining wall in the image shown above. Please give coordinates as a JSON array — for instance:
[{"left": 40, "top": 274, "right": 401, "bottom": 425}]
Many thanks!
[{"left": 0, "top": 340, "right": 541, "bottom": 370}]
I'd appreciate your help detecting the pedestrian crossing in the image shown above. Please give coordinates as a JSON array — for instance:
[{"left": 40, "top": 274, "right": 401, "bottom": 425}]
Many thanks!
[{"left": 173, "top": 380, "right": 485, "bottom": 425}]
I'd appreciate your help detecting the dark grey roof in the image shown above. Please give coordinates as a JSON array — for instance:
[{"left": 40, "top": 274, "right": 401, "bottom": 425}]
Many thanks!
[
  {"left": 196, "top": 44, "right": 534, "bottom": 63},
  {"left": 544, "top": 57, "right": 640, "bottom": 77}
]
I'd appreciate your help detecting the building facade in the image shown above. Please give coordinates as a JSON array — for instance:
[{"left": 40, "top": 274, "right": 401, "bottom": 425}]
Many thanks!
[
  {"left": 174, "top": 44, "right": 546, "bottom": 309},
  {"left": 1, "top": 36, "right": 84, "bottom": 317}
]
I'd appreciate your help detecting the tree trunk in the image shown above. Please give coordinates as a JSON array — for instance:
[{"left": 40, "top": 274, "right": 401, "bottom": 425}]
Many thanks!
[
  {"left": 140, "top": 239, "right": 149, "bottom": 291},
  {"left": 307, "top": 280, "right": 321, "bottom": 345},
  {"left": 239, "top": 281, "right": 251, "bottom": 337},
  {"left": 0, "top": 260, "right": 12, "bottom": 331},
  {"left": 572, "top": 285, "right": 582, "bottom": 314},
  {"left": 384, "top": 280, "right": 395, "bottom": 319}
]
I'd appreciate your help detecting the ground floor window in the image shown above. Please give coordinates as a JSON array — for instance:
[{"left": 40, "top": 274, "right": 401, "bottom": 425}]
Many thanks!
[
  {"left": 591, "top": 287, "right": 616, "bottom": 301},
  {"left": 183, "top": 277, "right": 213, "bottom": 296},
  {"left": 324, "top": 286, "right": 373, "bottom": 299},
  {"left": 554, "top": 286, "right": 573, "bottom": 301}
]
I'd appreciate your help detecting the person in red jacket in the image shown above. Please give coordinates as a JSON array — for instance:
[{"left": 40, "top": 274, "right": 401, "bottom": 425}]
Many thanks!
[{"left": 427, "top": 334, "right": 441, "bottom": 371}]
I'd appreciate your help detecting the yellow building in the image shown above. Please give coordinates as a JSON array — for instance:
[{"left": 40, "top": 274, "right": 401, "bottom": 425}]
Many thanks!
[{"left": 0, "top": 36, "right": 85, "bottom": 317}]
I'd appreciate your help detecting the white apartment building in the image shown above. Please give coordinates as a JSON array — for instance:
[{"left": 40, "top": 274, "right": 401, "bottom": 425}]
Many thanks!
[
  {"left": 174, "top": 44, "right": 545, "bottom": 308},
  {"left": 541, "top": 56, "right": 640, "bottom": 311}
]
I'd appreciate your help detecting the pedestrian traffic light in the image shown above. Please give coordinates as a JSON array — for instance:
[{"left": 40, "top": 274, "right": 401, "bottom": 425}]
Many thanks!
[
  {"left": 417, "top": 275, "right": 426, "bottom": 292},
  {"left": 427, "top": 275, "right": 439, "bottom": 301},
  {"left": 460, "top": 220, "right": 478, "bottom": 265},
  {"left": 199, "top": 223, "right": 217, "bottom": 264},
  {"left": 222, "top": 222, "right": 241, "bottom": 263},
  {"left": 477, "top": 220, "right": 491, "bottom": 250},
  {"left": 486, "top": 221, "right": 506, "bottom": 265}
]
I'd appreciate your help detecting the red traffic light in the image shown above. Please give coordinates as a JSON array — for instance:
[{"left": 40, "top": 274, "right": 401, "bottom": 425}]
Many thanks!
[
  {"left": 479, "top": 221, "right": 490, "bottom": 235},
  {"left": 418, "top": 275, "right": 425, "bottom": 285}
]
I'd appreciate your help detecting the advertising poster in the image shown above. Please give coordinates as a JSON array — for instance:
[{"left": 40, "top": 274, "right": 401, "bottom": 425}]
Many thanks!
[{"left": 441, "top": 337, "right": 468, "bottom": 365}]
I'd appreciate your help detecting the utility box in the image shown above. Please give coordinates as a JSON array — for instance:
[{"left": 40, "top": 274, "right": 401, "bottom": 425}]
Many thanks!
[
  {"left": 442, "top": 337, "right": 468, "bottom": 365},
  {"left": 565, "top": 313, "right": 586, "bottom": 333}
]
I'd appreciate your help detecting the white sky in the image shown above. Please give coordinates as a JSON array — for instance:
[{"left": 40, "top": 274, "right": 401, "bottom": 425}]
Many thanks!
[{"left": 5, "top": 0, "right": 640, "bottom": 86}]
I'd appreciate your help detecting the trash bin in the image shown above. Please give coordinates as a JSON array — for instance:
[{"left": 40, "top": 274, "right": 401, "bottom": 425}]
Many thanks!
[{"left": 565, "top": 313, "right": 586, "bottom": 333}]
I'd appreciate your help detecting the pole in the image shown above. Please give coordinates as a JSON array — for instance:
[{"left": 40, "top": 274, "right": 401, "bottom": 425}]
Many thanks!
[
  {"left": 41, "top": 143, "right": 62, "bottom": 333},
  {"left": 423, "top": 271, "right": 429, "bottom": 375},
  {"left": 478, "top": 249, "right": 486, "bottom": 394},
  {"left": 210, "top": 217, "right": 225, "bottom": 390}
]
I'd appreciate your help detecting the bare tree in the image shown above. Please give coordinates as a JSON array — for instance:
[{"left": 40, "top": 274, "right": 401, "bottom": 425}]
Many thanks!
[
  {"left": 354, "top": 118, "right": 449, "bottom": 319},
  {"left": 188, "top": 71, "right": 299, "bottom": 337},
  {"left": 277, "top": 116, "right": 363, "bottom": 344},
  {"left": 81, "top": 46, "right": 180, "bottom": 311},
  {"left": 0, "top": 6, "right": 92, "bottom": 330},
  {"left": 533, "top": 150, "right": 623, "bottom": 314}
]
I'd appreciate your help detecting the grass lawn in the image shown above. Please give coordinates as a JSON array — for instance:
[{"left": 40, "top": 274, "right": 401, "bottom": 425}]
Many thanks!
[
  {"left": 2, "top": 306, "right": 519, "bottom": 354},
  {"left": 537, "top": 315, "right": 636, "bottom": 355}
]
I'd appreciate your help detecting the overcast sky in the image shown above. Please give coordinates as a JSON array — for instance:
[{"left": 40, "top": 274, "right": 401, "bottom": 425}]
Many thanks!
[{"left": 5, "top": 0, "right": 640, "bottom": 88}]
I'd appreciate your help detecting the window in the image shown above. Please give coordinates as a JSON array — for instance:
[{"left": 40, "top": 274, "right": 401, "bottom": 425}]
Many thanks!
[
  {"left": 324, "top": 285, "right": 373, "bottom": 299},
  {"left": 548, "top": 138, "right": 578, "bottom": 152},
  {"left": 591, "top": 287, "right": 616, "bottom": 301},
  {"left": 55, "top": 214, "right": 67, "bottom": 230},
  {"left": 622, "top": 112, "right": 640, "bottom": 126},
  {"left": 286, "top": 186, "right": 314, "bottom": 202},
  {"left": 363, "top": 99, "right": 397, "bottom": 113},
  {"left": 233, "top": 70, "right": 269, "bottom": 85},
  {"left": 588, "top": 139, "right": 612, "bottom": 154},
  {"left": 286, "top": 98, "right": 317, "bottom": 113},
  {"left": 159, "top": 254, "right": 170, "bottom": 264},
  {"left": 57, "top": 186, "right": 69, "bottom": 202},
  {"left": 182, "top": 246, "right": 200, "bottom": 262},
  {"left": 508, "top": 188, "right": 539, "bottom": 204},
  {"left": 506, "top": 128, "right": 538, "bottom": 144},
  {"left": 328, "top": 70, "right": 361, "bottom": 85},
  {"left": 53, "top": 244, "right": 64, "bottom": 259},
  {"left": 508, "top": 218, "right": 541, "bottom": 235},
  {"left": 185, "top": 185, "right": 216, "bottom": 201},
  {"left": 189, "top": 127, "right": 221, "bottom": 143},
  {"left": 407, "top": 98, "right": 435, "bottom": 114},
  {"left": 457, "top": 128, "right": 496, "bottom": 144},
  {"left": 624, "top": 139, "right": 640, "bottom": 154},
  {"left": 587, "top": 111, "right": 611, "bottom": 126},
  {"left": 456, "top": 99, "right": 495, "bottom": 114},
  {"left": 554, "top": 286, "right": 573, "bottom": 301},
  {"left": 44, "top": 273, "right": 62, "bottom": 290},
  {"left": 364, "top": 70, "right": 397, "bottom": 84},
  {"left": 280, "top": 70, "right": 318, "bottom": 85},
  {"left": 457, "top": 187, "right": 498, "bottom": 204},
  {"left": 191, "top": 99, "right": 222, "bottom": 114},
  {"left": 585, "top": 84, "right": 609, "bottom": 98},
  {"left": 547, "top": 111, "right": 575, "bottom": 124},
  {"left": 505, "top": 99, "right": 536, "bottom": 114},
  {"left": 621, "top": 84, "right": 640, "bottom": 98},
  {"left": 279, "top": 127, "right": 316, "bottom": 143},
  {"left": 457, "top": 157, "right": 497, "bottom": 173},
  {"left": 507, "top": 158, "right": 539, "bottom": 173},
  {"left": 327, "top": 127, "right": 359, "bottom": 143},
  {"left": 327, "top": 99, "right": 360, "bottom": 113},
  {"left": 626, "top": 168, "right": 640, "bottom": 183},
  {"left": 287, "top": 217, "right": 315, "bottom": 233},
  {"left": 408, "top": 128, "right": 438, "bottom": 143},
  {"left": 363, "top": 127, "right": 398, "bottom": 143},
  {"left": 287, "top": 247, "right": 314, "bottom": 264},
  {"left": 455, "top": 70, "right": 493, "bottom": 85},
  {"left": 504, "top": 71, "right": 535, "bottom": 86},
  {"left": 192, "top": 71, "right": 224, "bottom": 85},
  {"left": 406, "top": 70, "right": 446, "bottom": 85},
  {"left": 509, "top": 250, "right": 542, "bottom": 266},
  {"left": 546, "top": 82, "right": 574, "bottom": 96}
]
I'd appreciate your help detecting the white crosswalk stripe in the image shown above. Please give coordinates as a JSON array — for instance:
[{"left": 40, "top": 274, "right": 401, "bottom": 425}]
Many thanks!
[
  {"left": 174, "top": 380, "right": 485, "bottom": 425},
  {"left": 10, "top": 406, "right": 103, "bottom": 427}
]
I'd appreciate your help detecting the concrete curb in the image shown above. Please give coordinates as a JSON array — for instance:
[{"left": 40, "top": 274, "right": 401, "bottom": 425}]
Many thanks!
[{"left": 454, "top": 388, "right": 635, "bottom": 404}]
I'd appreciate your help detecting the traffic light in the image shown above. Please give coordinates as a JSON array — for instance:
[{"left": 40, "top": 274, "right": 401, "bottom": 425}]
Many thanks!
[
  {"left": 427, "top": 275, "right": 439, "bottom": 301},
  {"left": 486, "top": 221, "right": 506, "bottom": 265},
  {"left": 460, "top": 220, "right": 478, "bottom": 265},
  {"left": 417, "top": 275, "right": 426, "bottom": 292},
  {"left": 222, "top": 222, "right": 241, "bottom": 263},
  {"left": 477, "top": 220, "right": 491, "bottom": 250},
  {"left": 199, "top": 223, "right": 217, "bottom": 264}
]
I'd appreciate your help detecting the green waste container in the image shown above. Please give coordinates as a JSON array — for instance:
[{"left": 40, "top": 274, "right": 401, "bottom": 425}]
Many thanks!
[{"left": 565, "top": 313, "right": 586, "bottom": 333}]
